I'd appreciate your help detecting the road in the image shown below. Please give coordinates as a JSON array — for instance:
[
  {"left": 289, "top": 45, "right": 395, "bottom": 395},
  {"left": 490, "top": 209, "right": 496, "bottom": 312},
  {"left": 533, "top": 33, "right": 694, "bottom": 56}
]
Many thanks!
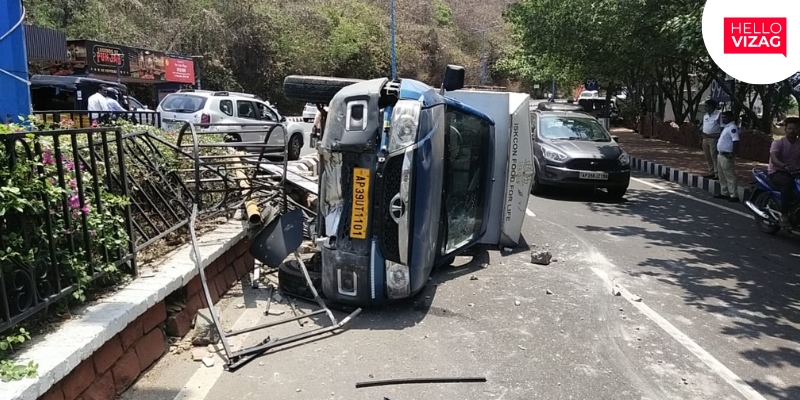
[{"left": 121, "top": 173, "right": 800, "bottom": 400}]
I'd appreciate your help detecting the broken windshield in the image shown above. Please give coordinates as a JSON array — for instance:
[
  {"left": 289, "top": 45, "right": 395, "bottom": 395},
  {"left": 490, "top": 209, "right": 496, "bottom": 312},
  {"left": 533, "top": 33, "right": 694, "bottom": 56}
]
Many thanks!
[{"left": 439, "top": 107, "right": 490, "bottom": 255}]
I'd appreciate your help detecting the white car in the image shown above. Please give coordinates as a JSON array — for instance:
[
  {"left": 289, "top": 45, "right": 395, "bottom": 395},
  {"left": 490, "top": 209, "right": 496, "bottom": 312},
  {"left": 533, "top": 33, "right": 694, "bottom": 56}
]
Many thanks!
[
  {"left": 156, "top": 90, "right": 306, "bottom": 160},
  {"left": 125, "top": 95, "right": 157, "bottom": 126},
  {"left": 302, "top": 103, "right": 318, "bottom": 122}
]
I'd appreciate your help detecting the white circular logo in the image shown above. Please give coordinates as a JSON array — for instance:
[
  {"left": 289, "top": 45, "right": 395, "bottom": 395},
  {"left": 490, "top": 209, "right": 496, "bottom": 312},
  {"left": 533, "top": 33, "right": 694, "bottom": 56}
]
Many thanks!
[{"left": 702, "top": 0, "right": 800, "bottom": 84}]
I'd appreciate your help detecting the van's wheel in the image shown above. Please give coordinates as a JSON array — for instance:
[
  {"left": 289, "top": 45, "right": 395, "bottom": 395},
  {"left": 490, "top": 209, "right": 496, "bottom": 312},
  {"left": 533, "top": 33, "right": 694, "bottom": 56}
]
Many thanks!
[
  {"left": 283, "top": 76, "right": 363, "bottom": 104},
  {"left": 288, "top": 133, "right": 303, "bottom": 161},
  {"left": 278, "top": 258, "right": 323, "bottom": 302}
]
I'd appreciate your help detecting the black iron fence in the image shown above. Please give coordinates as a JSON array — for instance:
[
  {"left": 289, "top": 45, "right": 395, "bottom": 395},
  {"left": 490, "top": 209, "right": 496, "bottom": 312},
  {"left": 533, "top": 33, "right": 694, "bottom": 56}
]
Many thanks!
[
  {"left": 33, "top": 110, "right": 161, "bottom": 129},
  {"left": 0, "top": 125, "right": 194, "bottom": 334},
  {"left": 0, "top": 120, "right": 295, "bottom": 334}
]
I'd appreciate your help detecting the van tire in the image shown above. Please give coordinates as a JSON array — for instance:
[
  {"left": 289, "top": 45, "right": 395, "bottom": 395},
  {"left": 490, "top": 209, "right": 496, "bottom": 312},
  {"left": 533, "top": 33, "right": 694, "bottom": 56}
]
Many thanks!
[
  {"left": 278, "top": 259, "right": 323, "bottom": 302},
  {"left": 283, "top": 76, "right": 363, "bottom": 104}
]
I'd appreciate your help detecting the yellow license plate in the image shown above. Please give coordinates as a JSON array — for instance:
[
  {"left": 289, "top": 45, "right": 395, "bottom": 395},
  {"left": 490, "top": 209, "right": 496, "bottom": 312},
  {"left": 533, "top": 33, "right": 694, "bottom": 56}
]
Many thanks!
[{"left": 349, "top": 167, "right": 371, "bottom": 239}]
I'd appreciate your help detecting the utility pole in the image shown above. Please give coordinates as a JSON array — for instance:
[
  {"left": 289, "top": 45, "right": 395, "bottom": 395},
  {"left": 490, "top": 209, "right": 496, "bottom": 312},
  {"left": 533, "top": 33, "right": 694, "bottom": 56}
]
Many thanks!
[
  {"left": 390, "top": 0, "right": 396, "bottom": 80},
  {"left": 474, "top": 24, "right": 503, "bottom": 86}
]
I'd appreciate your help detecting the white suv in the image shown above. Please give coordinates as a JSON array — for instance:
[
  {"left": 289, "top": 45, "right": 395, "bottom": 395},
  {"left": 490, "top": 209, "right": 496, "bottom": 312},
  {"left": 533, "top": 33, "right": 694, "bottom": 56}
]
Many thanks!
[{"left": 156, "top": 90, "right": 306, "bottom": 160}]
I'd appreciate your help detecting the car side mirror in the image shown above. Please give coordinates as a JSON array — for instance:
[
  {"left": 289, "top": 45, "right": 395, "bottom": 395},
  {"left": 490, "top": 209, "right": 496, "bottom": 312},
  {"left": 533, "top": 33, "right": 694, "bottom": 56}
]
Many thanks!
[{"left": 612, "top": 135, "right": 620, "bottom": 142}]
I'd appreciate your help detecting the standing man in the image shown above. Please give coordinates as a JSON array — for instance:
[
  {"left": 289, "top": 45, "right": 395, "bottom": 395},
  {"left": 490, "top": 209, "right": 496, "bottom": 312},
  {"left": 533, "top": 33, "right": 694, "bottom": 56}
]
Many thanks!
[
  {"left": 715, "top": 111, "right": 740, "bottom": 202},
  {"left": 768, "top": 117, "right": 800, "bottom": 228},
  {"left": 87, "top": 85, "right": 109, "bottom": 124},
  {"left": 701, "top": 99, "right": 722, "bottom": 179}
]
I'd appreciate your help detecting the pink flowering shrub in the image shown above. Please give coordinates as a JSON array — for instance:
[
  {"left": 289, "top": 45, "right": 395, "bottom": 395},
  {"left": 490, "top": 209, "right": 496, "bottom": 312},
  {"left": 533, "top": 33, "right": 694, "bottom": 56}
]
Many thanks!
[{"left": 0, "top": 117, "right": 130, "bottom": 301}]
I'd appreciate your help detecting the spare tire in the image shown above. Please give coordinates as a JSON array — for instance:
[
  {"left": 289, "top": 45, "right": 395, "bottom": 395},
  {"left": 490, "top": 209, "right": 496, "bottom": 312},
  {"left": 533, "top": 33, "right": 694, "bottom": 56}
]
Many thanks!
[{"left": 283, "top": 76, "right": 363, "bottom": 104}]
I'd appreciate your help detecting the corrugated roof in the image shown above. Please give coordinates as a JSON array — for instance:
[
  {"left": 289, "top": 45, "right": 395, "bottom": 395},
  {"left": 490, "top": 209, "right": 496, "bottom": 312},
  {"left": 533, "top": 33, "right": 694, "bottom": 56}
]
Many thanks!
[{"left": 24, "top": 25, "right": 68, "bottom": 61}]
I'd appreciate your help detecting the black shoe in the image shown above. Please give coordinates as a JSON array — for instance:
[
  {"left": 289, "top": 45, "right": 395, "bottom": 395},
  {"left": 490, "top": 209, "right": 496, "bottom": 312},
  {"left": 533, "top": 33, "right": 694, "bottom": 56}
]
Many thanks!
[
  {"left": 728, "top": 197, "right": 740, "bottom": 203},
  {"left": 714, "top": 194, "right": 729, "bottom": 199}
]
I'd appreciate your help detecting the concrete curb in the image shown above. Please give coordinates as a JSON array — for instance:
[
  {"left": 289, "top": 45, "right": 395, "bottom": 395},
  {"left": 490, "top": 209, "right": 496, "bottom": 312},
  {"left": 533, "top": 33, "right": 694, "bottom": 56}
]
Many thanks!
[
  {"left": 630, "top": 156, "right": 750, "bottom": 201},
  {"left": 0, "top": 221, "right": 247, "bottom": 400}
]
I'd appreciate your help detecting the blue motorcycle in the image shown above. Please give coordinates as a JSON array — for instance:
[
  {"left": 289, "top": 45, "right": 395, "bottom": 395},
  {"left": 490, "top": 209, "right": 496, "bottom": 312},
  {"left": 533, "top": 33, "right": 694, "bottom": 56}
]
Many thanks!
[{"left": 744, "top": 168, "right": 800, "bottom": 234}]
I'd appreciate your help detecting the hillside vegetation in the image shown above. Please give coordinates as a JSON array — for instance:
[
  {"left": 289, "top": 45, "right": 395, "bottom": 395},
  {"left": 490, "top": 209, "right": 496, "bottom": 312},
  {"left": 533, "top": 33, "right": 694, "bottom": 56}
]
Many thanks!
[{"left": 25, "top": 0, "right": 518, "bottom": 108}]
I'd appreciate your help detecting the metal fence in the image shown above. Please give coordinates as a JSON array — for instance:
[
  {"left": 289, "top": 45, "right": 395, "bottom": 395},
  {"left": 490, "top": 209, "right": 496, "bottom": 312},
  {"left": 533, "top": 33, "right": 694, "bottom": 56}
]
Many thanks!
[
  {"left": 0, "top": 125, "right": 193, "bottom": 334},
  {"left": 33, "top": 110, "right": 162, "bottom": 129}
]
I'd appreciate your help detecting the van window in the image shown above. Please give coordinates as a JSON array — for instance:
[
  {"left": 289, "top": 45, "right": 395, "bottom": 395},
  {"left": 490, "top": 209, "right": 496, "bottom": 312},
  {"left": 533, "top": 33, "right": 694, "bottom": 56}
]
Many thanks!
[
  {"left": 160, "top": 94, "right": 207, "bottom": 113},
  {"left": 219, "top": 100, "right": 233, "bottom": 116},
  {"left": 440, "top": 107, "right": 491, "bottom": 255}
]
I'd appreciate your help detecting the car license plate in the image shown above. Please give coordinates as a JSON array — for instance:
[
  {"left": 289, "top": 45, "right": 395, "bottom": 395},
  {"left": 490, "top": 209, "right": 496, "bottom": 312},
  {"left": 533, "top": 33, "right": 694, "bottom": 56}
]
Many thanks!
[
  {"left": 349, "top": 167, "right": 371, "bottom": 239},
  {"left": 579, "top": 171, "right": 609, "bottom": 180}
]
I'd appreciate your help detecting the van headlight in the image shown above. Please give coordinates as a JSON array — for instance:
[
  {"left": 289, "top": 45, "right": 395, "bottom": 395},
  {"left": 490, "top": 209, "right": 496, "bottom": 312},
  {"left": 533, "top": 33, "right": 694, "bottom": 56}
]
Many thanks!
[
  {"left": 619, "top": 151, "right": 630, "bottom": 166},
  {"left": 385, "top": 261, "right": 410, "bottom": 299},
  {"left": 542, "top": 147, "right": 568, "bottom": 163},
  {"left": 388, "top": 100, "right": 421, "bottom": 153}
]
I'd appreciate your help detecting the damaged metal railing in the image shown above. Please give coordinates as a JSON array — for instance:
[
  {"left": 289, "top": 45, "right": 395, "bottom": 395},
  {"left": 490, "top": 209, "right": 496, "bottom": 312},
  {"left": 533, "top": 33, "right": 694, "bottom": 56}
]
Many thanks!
[{"left": 174, "top": 120, "right": 359, "bottom": 371}]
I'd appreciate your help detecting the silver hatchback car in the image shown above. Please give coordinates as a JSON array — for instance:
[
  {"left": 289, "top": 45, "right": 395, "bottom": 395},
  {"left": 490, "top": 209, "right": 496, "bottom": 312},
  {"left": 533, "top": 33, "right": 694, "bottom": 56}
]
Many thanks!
[{"left": 530, "top": 102, "right": 631, "bottom": 199}]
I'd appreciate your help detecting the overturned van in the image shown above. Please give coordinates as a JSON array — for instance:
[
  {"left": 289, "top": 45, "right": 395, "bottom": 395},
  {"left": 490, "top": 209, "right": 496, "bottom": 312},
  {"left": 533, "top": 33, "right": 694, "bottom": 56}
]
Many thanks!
[{"left": 282, "top": 67, "right": 534, "bottom": 306}]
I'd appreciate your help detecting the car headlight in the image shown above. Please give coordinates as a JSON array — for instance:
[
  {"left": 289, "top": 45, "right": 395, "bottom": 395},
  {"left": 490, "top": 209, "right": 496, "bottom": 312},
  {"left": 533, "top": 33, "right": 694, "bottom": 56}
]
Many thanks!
[
  {"left": 542, "top": 147, "right": 568, "bottom": 163},
  {"left": 388, "top": 100, "right": 421, "bottom": 153},
  {"left": 385, "top": 261, "right": 410, "bottom": 299},
  {"left": 619, "top": 151, "right": 630, "bottom": 166}
]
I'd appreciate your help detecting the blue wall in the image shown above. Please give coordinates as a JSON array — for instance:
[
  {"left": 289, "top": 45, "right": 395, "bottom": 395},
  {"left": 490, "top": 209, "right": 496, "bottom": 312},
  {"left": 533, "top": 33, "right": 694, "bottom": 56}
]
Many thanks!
[{"left": 0, "top": 0, "right": 31, "bottom": 122}]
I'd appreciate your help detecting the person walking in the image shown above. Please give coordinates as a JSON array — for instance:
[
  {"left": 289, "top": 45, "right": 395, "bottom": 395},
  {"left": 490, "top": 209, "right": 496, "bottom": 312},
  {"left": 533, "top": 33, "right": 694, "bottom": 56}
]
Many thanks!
[
  {"left": 701, "top": 99, "right": 722, "bottom": 179},
  {"left": 715, "top": 111, "right": 740, "bottom": 202}
]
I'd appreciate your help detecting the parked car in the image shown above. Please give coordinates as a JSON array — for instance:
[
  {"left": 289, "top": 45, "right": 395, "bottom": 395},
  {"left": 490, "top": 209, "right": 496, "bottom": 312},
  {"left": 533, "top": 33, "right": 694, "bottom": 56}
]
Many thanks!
[
  {"left": 156, "top": 89, "right": 306, "bottom": 160},
  {"left": 530, "top": 102, "right": 631, "bottom": 198},
  {"left": 302, "top": 103, "right": 318, "bottom": 122}
]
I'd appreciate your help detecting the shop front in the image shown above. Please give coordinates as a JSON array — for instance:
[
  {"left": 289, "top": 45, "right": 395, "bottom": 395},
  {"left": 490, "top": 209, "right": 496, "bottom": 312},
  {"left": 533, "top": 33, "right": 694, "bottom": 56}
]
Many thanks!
[{"left": 39, "top": 40, "right": 197, "bottom": 107}]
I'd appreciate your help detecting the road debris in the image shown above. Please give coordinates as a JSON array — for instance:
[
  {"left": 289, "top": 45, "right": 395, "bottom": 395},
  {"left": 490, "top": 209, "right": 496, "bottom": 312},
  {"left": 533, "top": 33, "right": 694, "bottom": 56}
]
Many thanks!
[
  {"left": 192, "top": 349, "right": 208, "bottom": 361},
  {"left": 202, "top": 356, "right": 215, "bottom": 367},
  {"left": 468, "top": 303, "right": 475, "bottom": 307},
  {"left": 355, "top": 376, "right": 487, "bottom": 388},
  {"left": 530, "top": 250, "right": 553, "bottom": 265},
  {"left": 273, "top": 292, "right": 284, "bottom": 303},
  {"left": 191, "top": 308, "right": 220, "bottom": 346},
  {"left": 470, "top": 275, "right": 479, "bottom": 281},
  {"left": 514, "top": 300, "right": 521, "bottom": 306},
  {"left": 545, "top": 289, "right": 553, "bottom": 295},
  {"left": 611, "top": 285, "right": 622, "bottom": 296},
  {"left": 235, "top": 304, "right": 245, "bottom": 309},
  {"left": 267, "top": 309, "right": 286, "bottom": 316},
  {"left": 630, "top": 294, "right": 642, "bottom": 302},
  {"left": 518, "top": 345, "right": 527, "bottom": 350},
  {"left": 503, "top": 247, "right": 513, "bottom": 252}
]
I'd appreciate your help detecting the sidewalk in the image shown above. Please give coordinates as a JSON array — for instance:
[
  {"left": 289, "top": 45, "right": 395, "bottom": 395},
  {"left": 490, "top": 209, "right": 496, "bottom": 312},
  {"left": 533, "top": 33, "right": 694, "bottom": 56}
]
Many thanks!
[{"left": 612, "top": 128, "right": 767, "bottom": 200}]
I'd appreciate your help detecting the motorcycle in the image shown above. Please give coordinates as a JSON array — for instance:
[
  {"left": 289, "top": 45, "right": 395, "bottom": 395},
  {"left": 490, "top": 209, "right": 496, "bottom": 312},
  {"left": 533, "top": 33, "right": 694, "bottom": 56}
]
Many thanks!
[{"left": 744, "top": 168, "right": 800, "bottom": 234}]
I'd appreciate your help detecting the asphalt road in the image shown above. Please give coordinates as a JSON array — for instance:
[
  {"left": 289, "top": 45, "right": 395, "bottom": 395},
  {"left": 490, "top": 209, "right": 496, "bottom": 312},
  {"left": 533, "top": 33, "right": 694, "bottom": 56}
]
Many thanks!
[{"left": 121, "top": 173, "right": 800, "bottom": 400}]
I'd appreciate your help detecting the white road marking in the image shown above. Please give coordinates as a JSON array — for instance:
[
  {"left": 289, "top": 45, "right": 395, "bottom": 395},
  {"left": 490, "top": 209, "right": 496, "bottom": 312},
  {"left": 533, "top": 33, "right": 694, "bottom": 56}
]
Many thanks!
[
  {"left": 631, "top": 177, "right": 754, "bottom": 219},
  {"left": 173, "top": 300, "right": 267, "bottom": 400},
  {"left": 591, "top": 267, "right": 767, "bottom": 400},
  {"left": 531, "top": 216, "right": 767, "bottom": 400},
  {"left": 526, "top": 208, "right": 536, "bottom": 217}
]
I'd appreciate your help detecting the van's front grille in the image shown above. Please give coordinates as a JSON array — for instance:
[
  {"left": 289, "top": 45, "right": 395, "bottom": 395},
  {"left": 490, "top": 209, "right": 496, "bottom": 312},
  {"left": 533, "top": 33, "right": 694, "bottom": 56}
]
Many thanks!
[{"left": 377, "top": 155, "right": 403, "bottom": 263}]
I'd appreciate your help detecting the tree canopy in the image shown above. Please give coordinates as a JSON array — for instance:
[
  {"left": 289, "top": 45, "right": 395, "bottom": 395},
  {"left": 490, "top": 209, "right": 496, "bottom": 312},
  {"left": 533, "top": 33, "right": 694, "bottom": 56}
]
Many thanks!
[
  {"left": 501, "top": 0, "right": 797, "bottom": 132},
  {"left": 25, "top": 0, "right": 518, "bottom": 110}
]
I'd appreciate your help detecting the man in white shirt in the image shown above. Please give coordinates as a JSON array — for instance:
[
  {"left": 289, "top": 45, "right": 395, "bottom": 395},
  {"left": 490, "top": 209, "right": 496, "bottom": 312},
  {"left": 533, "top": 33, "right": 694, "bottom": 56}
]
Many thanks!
[
  {"left": 701, "top": 99, "right": 722, "bottom": 179},
  {"left": 715, "top": 111, "right": 740, "bottom": 202},
  {"left": 87, "top": 85, "right": 110, "bottom": 123}
]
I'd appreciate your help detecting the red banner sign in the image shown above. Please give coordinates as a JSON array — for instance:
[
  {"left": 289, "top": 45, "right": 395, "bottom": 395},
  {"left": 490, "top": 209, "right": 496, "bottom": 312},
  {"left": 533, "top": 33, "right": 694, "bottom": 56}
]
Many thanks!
[
  {"left": 165, "top": 57, "right": 196, "bottom": 84},
  {"left": 724, "top": 17, "right": 787, "bottom": 57}
]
